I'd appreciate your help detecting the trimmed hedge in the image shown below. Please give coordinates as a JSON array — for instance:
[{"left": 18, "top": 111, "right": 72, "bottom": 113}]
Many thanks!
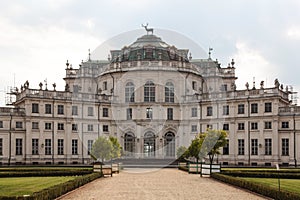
[
  {"left": 0, "top": 173, "right": 102, "bottom": 200},
  {"left": 221, "top": 171, "right": 300, "bottom": 179},
  {"left": 178, "top": 166, "right": 188, "bottom": 172},
  {"left": 212, "top": 173, "right": 300, "bottom": 200},
  {"left": 0, "top": 170, "right": 92, "bottom": 177}
]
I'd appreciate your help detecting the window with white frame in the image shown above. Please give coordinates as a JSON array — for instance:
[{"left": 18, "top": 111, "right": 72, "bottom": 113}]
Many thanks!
[
  {"left": 103, "top": 108, "right": 109, "bottom": 117},
  {"left": 223, "top": 105, "right": 229, "bottom": 115},
  {"left": 265, "top": 102, "right": 272, "bottom": 113},
  {"left": 87, "top": 140, "right": 93, "bottom": 155},
  {"left": 144, "top": 81, "right": 155, "bottom": 102},
  {"left": 191, "top": 107, "right": 197, "bottom": 117},
  {"left": 57, "top": 105, "right": 64, "bottom": 115},
  {"left": 88, "top": 107, "right": 94, "bottom": 116},
  {"left": 16, "top": 138, "right": 23, "bottom": 155},
  {"left": 72, "top": 139, "right": 78, "bottom": 155},
  {"left": 58, "top": 139, "right": 64, "bottom": 155},
  {"left": 251, "top": 139, "right": 258, "bottom": 155},
  {"left": 45, "top": 139, "right": 52, "bottom": 155},
  {"left": 125, "top": 82, "right": 135, "bottom": 102},
  {"left": 167, "top": 108, "right": 173, "bottom": 120},
  {"left": 126, "top": 108, "right": 132, "bottom": 120},
  {"left": 238, "top": 123, "right": 245, "bottom": 130},
  {"left": 16, "top": 121, "right": 23, "bottom": 128},
  {"left": 165, "top": 82, "right": 174, "bottom": 103},
  {"left": 146, "top": 108, "right": 153, "bottom": 119},
  {"left": 103, "top": 125, "right": 109, "bottom": 132},
  {"left": 32, "top": 139, "right": 39, "bottom": 155},
  {"left": 32, "top": 122, "right": 39, "bottom": 129},
  {"left": 265, "top": 138, "right": 272, "bottom": 155},
  {"left": 238, "top": 104, "right": 245, "bottom": 114},
  {"left": 207, "top": 106, "right": 213, "bottom": 116},
  {"left": 282, "top": 121, "right": 289, "bottom": 128},
  {"left": 45, "top": 104, "right": 52, "bottom": 114},
  {"left": 0, "top": 138, "right": 3, "bottom": 155},
  {"left": 264, "top": 121, "right": 272, "bottom": 129},
  {"left": 251, "top": 122, "right": 258, "bottom": 130},
  {"left": 282, "top": 138, "right": 289, "bottom": 156},
  {"left": 72, "top": 106, "right": 78, "bottom": 115},
  {"left": 88, "top": 124, "right": 93, "bottom": 132},
  {"left": 251, "top": 103, "right": 258, "bottom": 113},
  {"left": 32, "top": 103, "right": 39, "bottom": 113},
  {"left": 191, "top": 125, "right": 197, "bottom": 132},
  {"left": 45, "top": 122, "right": 52, "bottom": 130},
  {"left": 57, "top": 123, "right": 64, "bottom": 131},
  {"left": 238, "top": 139, "right": 244, "bottom": 155},
  {"left": 72, "top": 124, "right": 78, "bottom": 132}
]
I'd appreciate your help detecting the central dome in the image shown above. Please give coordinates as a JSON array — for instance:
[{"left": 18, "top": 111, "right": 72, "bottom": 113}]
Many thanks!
[{"left": 128, "top": 34, "right": 170, "bottom": 48}]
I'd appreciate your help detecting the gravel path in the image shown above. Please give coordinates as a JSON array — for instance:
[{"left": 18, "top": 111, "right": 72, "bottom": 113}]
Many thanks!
[{"left": 57, "top": 168, "right": 267, "bottom": 200}]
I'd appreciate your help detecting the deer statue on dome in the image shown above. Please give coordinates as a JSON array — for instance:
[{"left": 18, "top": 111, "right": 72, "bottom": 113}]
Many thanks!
[{"left": 141, "top": 23, "right": 153, "bottom": 35}]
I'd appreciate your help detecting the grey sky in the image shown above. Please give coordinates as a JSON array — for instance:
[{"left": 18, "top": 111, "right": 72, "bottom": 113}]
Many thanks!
[{"left": 1, "top": 0, "right": 300, "bottom": 105}]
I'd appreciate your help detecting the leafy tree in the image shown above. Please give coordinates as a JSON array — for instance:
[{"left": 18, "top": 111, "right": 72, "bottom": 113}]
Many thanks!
[
  {"left": 176, "top": 146, "right": 188, "bottom": 161},
  {"left": 91, "top": 136, "right": 113, "bottom": 162},
  {"left": 186, "top": 134, "right": 205, "bottom": 163},
  {"left": 109, "top": 136, "right": 122, "bottom": 159}
]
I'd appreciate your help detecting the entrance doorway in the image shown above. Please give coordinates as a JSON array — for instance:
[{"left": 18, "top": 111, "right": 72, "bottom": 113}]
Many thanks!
[
  {"left": 144, "top": 132, "right": 155, "bottom": 157},
  {"left": 164, "top": 132, "right": 175, "bottom": 157},
  {"left": 124, "top": 133, "right": 135, "bottom": 157}
]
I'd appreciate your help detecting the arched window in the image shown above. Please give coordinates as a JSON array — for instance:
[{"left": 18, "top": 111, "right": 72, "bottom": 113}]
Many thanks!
[
  {"left": 144, "top": 81, "right": 155, "bottom": 102},
  {"left": 165, "top": 82, "right": 174, "bottom": 103},
  {"left": 144, "top": 132, "right": 155, "bottom": 157},
  {"left": 125, "top": 82, "right": 135, "bottom": 102},
  {"left": 124, "top": 133, "right": 135, "bottom": 157},
  {"left": 164, "top": 132, "right": 175, "bottom": 157}
]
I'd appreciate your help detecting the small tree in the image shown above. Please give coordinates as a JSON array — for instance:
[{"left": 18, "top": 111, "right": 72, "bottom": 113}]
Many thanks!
[
  {"left": 109, "top": 136, "right": 122, "bottom": 159},
  {"left": 176, "top": 146, "right": 188, "bottom": 161},
  {"left": 91, "top": 136, "right": 113, "bottom": 162},
  {"left": 186, "top": 134, "right": 205, "bottom": 163}
]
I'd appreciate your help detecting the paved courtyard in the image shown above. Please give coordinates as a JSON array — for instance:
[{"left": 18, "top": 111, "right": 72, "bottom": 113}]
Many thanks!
[{"left": 57, "top": 168, "right": 267, "bottom": 200}]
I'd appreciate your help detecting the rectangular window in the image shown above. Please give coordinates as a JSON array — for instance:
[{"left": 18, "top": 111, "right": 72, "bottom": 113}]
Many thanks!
[
  {"left": 16, "top": 121, "right": 23, "bottom": 128},
  {"left": 191, "top": 125, "right": 197, "bottom": 132},
  {"left": 282, "top": 121, "right": 289, "bottom": 128},
  {"left": 167, "top": 108, "right": 173, "bottom": 120},
  {"left": 223, "top": 124, "right": 229, "bottom": 131},
  {"left": 72, "top": 139, "right": 78, "bottom": 155},
  {"left": 45, "top": 104, "right": 52, "bottom": 114},
  {"left": 207, "top": 106, "right": 213, "bottom": 116},
  {"left": 265, "top": 138, "right": 272, "bottom": 155},
  {"left": 146, "top": 108, "right": 153, "bottom": 119},
  {"left": 88, "top": 124, "right": 93, "bottom": 132},
  {"left": 88, "top": 140, "right": 93, "bottom": 155},
  {"left": 103, "top": 125, "right": 109, "bottom": 132},
  {"left": 238, "top": 123, "right": 245, "bottom": 130},
  {"left": 251, "top": 103, "right": 258, "bottom": 113},
  {"left": 45, "top": 139, "right": 52, "bottom": 155},
  {"left": 223, "top": 105, "right": 229, "bottom": 115},
  {"left": 251, "top": 139, "right": 258, "bottom": 155},
  {"left": 58, "top": 139, "right": 64, "bottom": 155},
  {"left": 251, "top": 122, "right": 258, "bottom": 130},
  {"left": 16, "top": 138, "right": 22, "bottom": 155},
  {"left": 88, "top": 107, "right": 94, "bottom": 116},
  {"left": 238, "top": 104, "right": 245, "bottom": 114},
  {"left": 221, "top": 84, "right": 227, "bottom": 91},
  {"left": 32, "top": 139, "right": 39, "bottom": 155},
  {"left": 282, "top": 138, "right": 289, "bottom": 156},
  {"left": 192, "top": 81, "right": 197, "bottom": 90},
  {"left": 126, "top": 108, "right": 132, "bottom": 120},
  {"left": 0, "top": 138, "right": 3, "bottom": 155},
  {"left": 72, "top": 106, "right": 78, "bottom": 116},
  {"left": 238, "top": 139, "right": 244, "bottom": 155},
  {"left": 223, "top": 140, "right": 229, "bottom": 155},
  {"left": 45, "top": 122, "right": 52, "bottom": 130},
  {"left": 103, "top": 108, "right": 109, "bottom": 117},
  {"left": 0, "top": 121, "right": 3, "bottom": 128},
  {"left": 191, "top": 107, "right": 197, "bottom": 117},
  {"left": 32, "top": 122, "right": 39, "bottom": 129},
  {"left": 103, "top": 81, "right": 107, "bottom": 90},
  {"left": 32, "top": 103, "right": 39, "bottom": 113},
  {"left": 72, "top": 124, "right": 78, "bottom": 132},
  {"left": 57, "top": 105, "right": 64, "bottom": 115},
  {"left": 57, "top": 123, "right": 64, "bottom": 131},
  {"left": 264, "top": 121, "right": 272, "bottom": 129},
  {"left": 265, "top": 102, "right": 272, "bottom": 113}
]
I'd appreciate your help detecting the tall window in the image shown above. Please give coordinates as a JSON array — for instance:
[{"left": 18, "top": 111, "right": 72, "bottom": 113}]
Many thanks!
[
  {"left": 238, "top": 104, "right": 245, "bottom": 114},
  {"left": 87, "top": 140, "right": 93, "bottom": 155},
  {"left": 167, "top": 108, "right": 173, "bottom": 120},
  {"left": 251, "top": 122, "right": 258, "bottom": 130},
  {"left": 191, "top": 107, "right": 197, "bottom": 117},
  {"left": 0, "top": 121, "right": 3, "bottom": 128},
  {"left": 125, "top": 82, "right": 135, "bottom": 102},
  {"left": 126, "top": 108, "right": 132, "bottom": 120},
  {"left": 265, "top": 102, "right": 272, "bottom": 113},
  {"left": 146, "top": 108, "right": 153, "bottom": 119},
  {"left": 207, "top": 106, "right": 213, "bottom": 116},
  {"left": 72, "top": 106, "right": 78, "bottom": 116},
  {"left": 45, "top": 104, "right": 52, "bottom": 114},
  {"left": 192, "top": 81, "right": 197, "bottom": 90},
  {"left": 265, "top": 139, "right": 272, "bottom": 155},
  {"left": 88, "top": 124, "right": 93, "bottom": 131},
  {"left": 144, "top": 81, "right": 155, "bottom": 102},
  {"left": 223, "top": 140, "right": 229, "bottom": 155},
  {"left": 16, "top": 121, "right": 23, "bottom": 128},
  {"left": 57, "top": 105, "right": 64, "bottom": 115},
  {"left": 72, "top": 139, "right": 78, "bottom": 155},
  {"left": 238, "top": 139, "right": 244, "bottom": 155},
  {"left": 45, "top": 122, "right": 52, "bottom": 130},
  {"left": 124, "top": 133, "right": 135, "bottom": 156},
  {"left": 103, "top": 108, "right": 109, "bottom": 117},
  {"left": 251, "top": 103, "right": 258, "bottom": 113},
  {"left": 103, "top": 81, "right": 107, "bottom": 90},
  {"left": 0, "top": 138, "right": 3, "bottom": 155},
  {"left": 165, "top": 82, "right": 174, "bottom": 103},
  {"left": 32, "top": 122, "right": 39, "bottom": 129},
  {"left": 251, "top": 139, "right": 258, "bottom": 155},
  {"left": 57, "top": 123, "right": 64, "bottom": 130},
  {"left": 16, "top": 138, "right": 23, "bottom": 155},
  {"left": 88, "top": 107, "right": 94, "bottom": 116},
  {"left": 103, "top": 125, "right": 109, "bottom": 132},
  {"left": 191, "top": 125, "right": 197, "bottom": 132},
  {"left": 223, "top": 124, "right": 229, "bottom": 131},
  {"left": 264, "top": 121, "right": 272, "bottom": 129},
  {"left": 58, "top": 139, "right": 64, "bottom": 155},
  {"left": 32, "top": 103, "right": 39, "bottom": 113},
  {"left": 45, "top": 139, "right": 52, "bottom": 155},
  {"left": 282, "top": 121, "right": 289, "bottom": 128},
  {"left": 282, "top": 138, "right": 289, "bottom": 156},
  {"left": 32, "top": 139, "right": 39, "bottom": 155},
  {"left": 72, "top": 124, "right": 78, "bottom": 132},
  {"left": 238, "top": 123, "right": 245, "bottom": 130},
  {"left": 223, "top": 105, "right": 229, "bottom": 115}
]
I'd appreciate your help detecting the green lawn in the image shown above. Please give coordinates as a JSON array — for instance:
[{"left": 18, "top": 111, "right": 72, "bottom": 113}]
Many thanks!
[
  {"left": 0, "top": 176, "right": 76, "bottom": 196},
  {"left": 242, "top": 178, "right": 300, "bottom": 195}
]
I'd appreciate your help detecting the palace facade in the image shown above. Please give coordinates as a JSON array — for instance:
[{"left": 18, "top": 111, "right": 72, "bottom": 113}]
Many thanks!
[{"left": 0, "top": 30, "right": 299, "bottom": 166}]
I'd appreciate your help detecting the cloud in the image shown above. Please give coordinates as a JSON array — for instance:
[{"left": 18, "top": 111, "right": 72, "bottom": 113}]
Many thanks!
[
  {"left": 286, "top": 26, "right": 300, "bottom": 40},
  {"left": 232, "top": 41, "right": 279, "bottom": 90}
]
